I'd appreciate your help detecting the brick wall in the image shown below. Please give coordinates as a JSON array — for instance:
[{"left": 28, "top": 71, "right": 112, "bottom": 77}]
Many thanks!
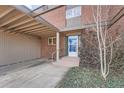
[
  {"left": 40, "top": 5, "right": 124, "bottom": 61},
  {"left": 79, "top": 5, "right": 124, "bottom": 68},
  {"left": 40, "top": 31, "right": 81, "bottom": 59},
  {"left": 41, "top": 5, "right": 112, "bottom": 30},
  {"left": 41, "top": 33, "right": 65, "bottom": 59},
  {"left": 79, "top": 29, "right": 100, "bottom": 68},
  {"left": 82, "top": 5, "right": 112, "bottom": 25},
  {"left": 109, "top": 5, "right": 124, "bottom": 19},
  {"left": 108, "top": 6, "right": 124, "bottom": 37},
  {"left": 41, "top": 6, "right": 66, "bottom": 29}
]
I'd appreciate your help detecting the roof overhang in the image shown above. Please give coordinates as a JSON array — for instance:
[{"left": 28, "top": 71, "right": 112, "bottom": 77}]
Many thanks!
[{"left": 0, "top": 5, "right": 59, "bottom": 37}]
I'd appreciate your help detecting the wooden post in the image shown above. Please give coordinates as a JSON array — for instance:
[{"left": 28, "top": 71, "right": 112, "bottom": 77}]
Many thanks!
[{"left": 56, "top": 32, "right": 59, "bottom": 62}]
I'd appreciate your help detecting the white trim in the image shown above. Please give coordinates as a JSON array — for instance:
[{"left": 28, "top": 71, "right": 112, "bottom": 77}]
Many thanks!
[
  {"left": 48, "top": 37, "right": 52, "bottom": 45},
  {"left": 56, "top": 32, "right": 59, "bottom": 62},
  {"left": 66, "top": 6, "right": 81, "bottom": 19},
  {"left": 48, "top": 37, "right": 56, "bottom": 45},
  {"left": 52, "top": 37, "right": 56, "bottom": 45},
  {"left": 68, "top": 35, "right": 78, "bottom": 57}
]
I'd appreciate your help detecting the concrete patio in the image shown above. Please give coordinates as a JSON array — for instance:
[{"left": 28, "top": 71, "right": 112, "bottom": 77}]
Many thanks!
[
  {"left": 0, "top": 59, "right": 69, "bottom": 88},
  {"left": 0, "top": 56, "right": 79, "bottom": 88}
]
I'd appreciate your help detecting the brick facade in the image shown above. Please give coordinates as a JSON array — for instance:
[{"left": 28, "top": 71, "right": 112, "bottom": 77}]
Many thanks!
[
  {"left": 41, "top": 6, "right": 66, "bottom": 29},
  {"left": 80, "top": 5, "right": 124, "bottom": 68},
  {"left": 40, "top": 5, "right": 124, "bottom": 61},
  {"left": 41, "top": 33, "right": 65, "bottom": 59},
  {"left": 40, "top": 30, "right": 81, "bottom": 59}
]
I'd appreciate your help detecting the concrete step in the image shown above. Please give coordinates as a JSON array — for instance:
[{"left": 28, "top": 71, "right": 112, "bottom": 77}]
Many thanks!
[{"left": 52, "top": 56, "right": 79, "bottom": 67}]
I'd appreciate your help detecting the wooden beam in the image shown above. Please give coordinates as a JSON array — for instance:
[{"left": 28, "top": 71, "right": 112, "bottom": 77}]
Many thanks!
[
  {"left": 30, "top": 32, "right": 56, "bottom": 37},
  {"left": 14, "top": 23, "right": 40, "bottom": 31},
  {"left": 25, "top": 29, "right": 53, "bottom": 34},
  {"left": 0, "top": 26, "right": 41, "bottom": 38},
  {"left": 29, "top": 32, "right": 55, "bottom": 36},
  {"left": 7, "top": 26, "right": 44, "bottom": 33},
  {"left": 21, "top": 27, "right": 51, "bottom": 33},
  {"left": 0, "top": 8, "right": 15, "bottom": 19},
  {"left": 26, "top": 29, "right": 52, "bottom": 33},
  {"left": 0, "top": 14, "right": 25, "bottom": 27},
  {"left": 27, "top": 29, "right": 51, "bottom": 32},
  {"left": 17, "top": 26, "right": 47, "bottom": 32},
  {"left": 23, "top": 27, "right": 52, "bottom": 32},
  {"left": 20, "top": 28, "right": 50, "bottom": 33},
  {"left": 33, "top": 31, "right": 54, "bottom": 34},
  {"left": 13, "top": 25, "right": 44, "bottom": 32},
  {"left": 19, "top": 28, "right": 43, "bottom": 33},
  {"left": 24, "top": 26, "right": 47, "bottom": 32},
  {"left": 16, "top": 25, "right": 48, "bottom": 32},
  {"left": 13, "top": 5, "right": 59, "bottom": 32},
  {"left": 7, "top": 19, "right": 34, "bottom": 29}
]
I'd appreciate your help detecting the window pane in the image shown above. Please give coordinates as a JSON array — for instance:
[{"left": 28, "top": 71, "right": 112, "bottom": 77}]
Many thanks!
[
  {"left": 53, "top": 37, "right": 56, "bottom": 45},
  {"left": 66, "top": 6, "right": 81, "bottom": 19},
  {"left": 48, "top": 38, "right": 52, "bottom": 45},
  {"left": 69, "top": 45, "right": 76, "bottom": 52}
]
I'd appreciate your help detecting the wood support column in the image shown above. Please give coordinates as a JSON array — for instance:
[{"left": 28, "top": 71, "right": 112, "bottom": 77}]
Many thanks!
[{"left": 56, "top": 32, "right": 60, "bottom": 62}]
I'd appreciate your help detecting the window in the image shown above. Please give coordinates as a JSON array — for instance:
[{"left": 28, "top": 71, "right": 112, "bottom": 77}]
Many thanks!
[
  {"left": 48, "top": 37, "right": 56, "bottom": 45},
  {"left": 66, "top": 6, "right": 81, "bottom": 19},
  {"left": 48, "top": 37, "right": 52, "bottom": 45},
  {"left": 53, "top": 37, "right": 56, "bottom": 45}
]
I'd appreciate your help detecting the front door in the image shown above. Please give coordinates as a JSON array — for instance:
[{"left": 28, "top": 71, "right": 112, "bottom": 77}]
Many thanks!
[{"left": 68, "top": 36, "right": 78, "bottom": 57}]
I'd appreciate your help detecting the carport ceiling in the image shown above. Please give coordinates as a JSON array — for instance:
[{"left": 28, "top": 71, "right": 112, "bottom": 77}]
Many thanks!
[{"left": 0, "top": 5, "right": 59, "bottom": 37}]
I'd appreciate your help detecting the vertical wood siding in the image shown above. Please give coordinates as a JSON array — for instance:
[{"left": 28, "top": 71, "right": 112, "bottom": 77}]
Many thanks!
[{"left": 0, "top": 31, "right": 41, "bottom": 66}]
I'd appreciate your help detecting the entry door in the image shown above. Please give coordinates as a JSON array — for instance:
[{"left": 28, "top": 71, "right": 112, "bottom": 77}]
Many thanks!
[{"left": 68, "top": 36, "right": 78, "bottom": 57}]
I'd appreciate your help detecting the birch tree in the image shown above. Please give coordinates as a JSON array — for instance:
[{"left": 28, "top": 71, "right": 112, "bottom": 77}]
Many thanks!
[{"left": 92, "top": 5, "right": 121, "bottom": 80}]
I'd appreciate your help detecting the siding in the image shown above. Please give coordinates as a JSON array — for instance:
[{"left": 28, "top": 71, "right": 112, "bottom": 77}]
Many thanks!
[{"left": 0, "top": 31, "right": 41, "bottom": 66}]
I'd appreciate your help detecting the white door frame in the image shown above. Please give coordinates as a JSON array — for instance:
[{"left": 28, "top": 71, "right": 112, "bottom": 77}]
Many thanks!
[{"left": 68, "top": 35, "right": 78, "bottom": 57}]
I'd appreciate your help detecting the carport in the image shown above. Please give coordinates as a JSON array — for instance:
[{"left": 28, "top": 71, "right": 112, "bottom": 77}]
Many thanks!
[
  {"left": 0, "top": 5, "right": 60, "bottom": 66},
  {"left": 0, "top": 5, "right": 69, "bottom": 88}
]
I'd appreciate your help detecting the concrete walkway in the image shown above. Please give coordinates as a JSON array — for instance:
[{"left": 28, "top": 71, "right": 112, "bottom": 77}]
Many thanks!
[{"left": 0, "top": 59, "right": 69, "bottom": 88}]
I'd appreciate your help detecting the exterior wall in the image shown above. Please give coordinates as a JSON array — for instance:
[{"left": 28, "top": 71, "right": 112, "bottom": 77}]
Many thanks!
[
  {"left": 41, "top": 33, "right": 65, "bottom": 59},
  {"left": 109, "top": 14, "right": 124, "bottom": 39},
  {"left": 41, "top": 5, "right": 112, "bottom": 30},
  {"left": 66, "top": 16, "right": 82, "bottom": 28},
  {"left": 41, "top": 5, "right": 83, "bottom": 29},
  {"left": 79, "top": 29, "right": 99, "bottom": 68},
  {"left": 81, "top": 5, "right": 95, "bottom": 25},
  {"left": 41, "top": 35, "right": 56, "bottom": 58},
  {"left": 0, "top": 31, "right": 41, "bottom": 66},
  {"left": 109, "top": 5, "right": 124, "bottom": 19},
  {"left": 66, "top": 5, "right": 82, "bottom": 28},
  {"left": 40, "top": 31, "right": 81, "bottom": 59},
  {"left": 1, "top": 5, "right": 123, "bottom": 66},
  {"left": 108, "top": 6, "right": 124, "bottom": 36},
  {"left": 41, "top": 6, "right": 66, "bottom": 29},
  {"left": 40, "top": 5, "right": 124, "bottom": 59},
  {"left": 81, "top": 5, "right": 111, "bottom": 25},
  {"left": 79, "top": 5, "right": 124, "bottom": 68}
]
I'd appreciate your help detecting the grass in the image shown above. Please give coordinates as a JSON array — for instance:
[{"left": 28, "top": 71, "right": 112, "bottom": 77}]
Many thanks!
[{"left": 56, "top": 67, "right": 124, "bottom": 88}]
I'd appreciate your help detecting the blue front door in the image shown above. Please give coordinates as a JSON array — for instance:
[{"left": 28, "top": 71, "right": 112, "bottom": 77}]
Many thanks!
[{"left": 68, "top": 36, "right": 78, "bottom": 57}]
